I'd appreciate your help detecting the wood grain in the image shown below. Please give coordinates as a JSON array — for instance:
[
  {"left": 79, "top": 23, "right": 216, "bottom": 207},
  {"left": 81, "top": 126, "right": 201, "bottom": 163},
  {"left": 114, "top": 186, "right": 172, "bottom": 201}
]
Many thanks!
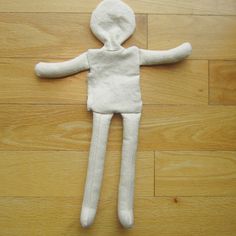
[
  {"left": 0, "top": 58, "right": 208, "bottom": 105},
  {"left": 0, "top": 151, "right": 154, "bottom": 197},
  {"left": 209, "top": 61, "right": 236, "bottom": 105},
  {"left": 0, "top": 13, "right": 147, "bottom": 58},
  {"left": 155, "top": 151, "right": 236, "bottom": 197},
  {"left": 0, "top": 105, "right": 235, "bottom": 151},
  {"left": 0, "top": 0, "right": 236, "bottom": 15},
  {"left": 0, "top": 1, "right": 236, "bottom": 235},
  {"left": 141, "top": 60, "right": 208, "bottom": 105},
  {"left": 0, "top": 196, "right": 235, "bottom": 236},
  {"left": 148, "top": 15, "right": 236, "bottom": 60},
  {"left": 0, "top": 58, "right": 88, "bottom": 104}
]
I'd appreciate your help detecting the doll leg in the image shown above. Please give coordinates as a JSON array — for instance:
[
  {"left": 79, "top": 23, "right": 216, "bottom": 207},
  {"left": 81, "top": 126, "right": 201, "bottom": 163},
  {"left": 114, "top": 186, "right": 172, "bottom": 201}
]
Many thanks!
[
  {"left": 118, "top": 113, "right": 141, "bottom": 228},
  {"left": 80, "top": 112, "right": 113, "bottom": 228}
]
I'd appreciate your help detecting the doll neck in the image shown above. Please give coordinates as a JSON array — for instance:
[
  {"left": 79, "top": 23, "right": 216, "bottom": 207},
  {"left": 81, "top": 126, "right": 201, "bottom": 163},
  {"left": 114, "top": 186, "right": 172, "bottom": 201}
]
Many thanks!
[{"left": 103, "top": 38, "right": 124, "bottom": 51}]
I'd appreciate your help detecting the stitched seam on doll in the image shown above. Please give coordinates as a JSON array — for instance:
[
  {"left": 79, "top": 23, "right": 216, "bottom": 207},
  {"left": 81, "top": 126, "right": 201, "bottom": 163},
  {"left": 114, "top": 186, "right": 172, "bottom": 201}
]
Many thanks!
[
  {"left": 138, "top": 48, "right": 142, "bottom": 66},
  {"left": 86, "top": 51, "right": 93, "bottom": 110},
  {"left": 89, "top": 113, "right": 101, "bottom": 208},
  {"left": 86, "top": 50, "right": 92, "bottom": 72},
  {"left": 84, "top": 51, "right": 90, "bottom": 70}
]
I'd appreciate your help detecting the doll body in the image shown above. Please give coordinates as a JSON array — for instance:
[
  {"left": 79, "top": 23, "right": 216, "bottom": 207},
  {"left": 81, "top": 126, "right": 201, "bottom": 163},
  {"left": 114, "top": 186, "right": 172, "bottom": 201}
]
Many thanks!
[
  {"left": 87, "top": 46, "right": 142, "bottom": 113},
  {"left": 35, "top": 0, "right": 192, "bottom": 229}
]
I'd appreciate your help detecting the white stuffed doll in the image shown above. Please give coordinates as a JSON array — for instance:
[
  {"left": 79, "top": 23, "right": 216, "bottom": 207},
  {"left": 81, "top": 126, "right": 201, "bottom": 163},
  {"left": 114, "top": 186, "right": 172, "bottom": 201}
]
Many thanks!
[{"left": 35, "top": 0, "right": 192, "bottom": 229}]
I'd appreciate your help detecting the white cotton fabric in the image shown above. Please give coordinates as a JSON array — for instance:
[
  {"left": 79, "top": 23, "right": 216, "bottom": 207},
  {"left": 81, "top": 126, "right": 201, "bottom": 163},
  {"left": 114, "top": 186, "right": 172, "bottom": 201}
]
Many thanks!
[
  {"left": 80, "top": 112, "right": 113, "bottom": 228},
  {"left": 35, "top": 52, "right": 89, "bottom": 78},
  {"left": 34, "top": 0, "right": 192, "bottom": 229},
  {"left": 139, "top": 43, "right": 192, "bottom": 65},
  {"left": 87, "top": 47, "right": 142, "bottom": 113},
  {"left": 87, "top": 0, "right": 142, "bottom": 114},
  {"left": 118, "top": 113, "right": 141, "bottom": 228},
  {"left": 90, "top": 0, "right": 136, "bottom": 51}
]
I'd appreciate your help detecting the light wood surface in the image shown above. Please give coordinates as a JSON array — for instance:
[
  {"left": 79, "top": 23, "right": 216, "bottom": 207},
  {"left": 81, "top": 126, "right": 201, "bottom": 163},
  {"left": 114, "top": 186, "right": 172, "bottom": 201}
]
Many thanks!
[
  {"left": 0, "top": 0, "right": 235, "bottom": 235},
  {"left": 148, "top": 15, "right": 236, "bottom": 60},
  {"left": 0, "top": 59, "right": 208, "bottom": 105},
  {"left": 155, "top": 151, "right": 236, "bottom": 196},
  {"left": 209, "top": 61, "right": 236, "bottom": 105},
  {"left": 0, "top": 196, "right": 235, "bottom": 236},
  {"left": 0, "top": 105, "right": 235, "bottom": 151},
  {"left": 0, "top": 151, "right": 154, "bottom": 197},
  {"left": 0, "top": 0, "right": 236, "bottom": 15},
  {"left": 0, "top": 13, "right": 147, "bottom": 58}
]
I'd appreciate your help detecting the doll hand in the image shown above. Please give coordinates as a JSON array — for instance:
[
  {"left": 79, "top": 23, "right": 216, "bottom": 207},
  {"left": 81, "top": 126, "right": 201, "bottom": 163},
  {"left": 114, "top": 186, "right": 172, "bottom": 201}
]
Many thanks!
[
  {"left": 35, "top": 62, "right": 49, "bottom": 77},
  {"left": 181, "top": 42, "right": 192, "bottom": 57}
]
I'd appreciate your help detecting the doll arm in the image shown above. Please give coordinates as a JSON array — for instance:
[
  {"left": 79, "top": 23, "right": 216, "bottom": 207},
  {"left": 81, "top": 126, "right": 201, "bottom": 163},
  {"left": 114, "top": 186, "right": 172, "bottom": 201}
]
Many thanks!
[
  {"left": 139, "top": 42, "right": 192, "bottom": 66},
  {"left": 35, "top": 52, "right": 89, "bottom": 78}
]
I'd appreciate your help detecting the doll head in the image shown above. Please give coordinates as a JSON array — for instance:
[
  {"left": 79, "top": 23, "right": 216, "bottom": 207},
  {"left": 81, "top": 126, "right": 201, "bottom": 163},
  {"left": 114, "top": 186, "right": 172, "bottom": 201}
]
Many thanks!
[{"left": 90, "top": 0, "right": 136, "bottom": 50}]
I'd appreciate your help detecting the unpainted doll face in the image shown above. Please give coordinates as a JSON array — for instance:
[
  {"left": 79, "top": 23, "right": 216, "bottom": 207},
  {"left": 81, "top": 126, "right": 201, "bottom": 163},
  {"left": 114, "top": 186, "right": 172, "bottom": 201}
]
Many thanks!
[{"left": 90, "top": 0, "right": 136, "bottom": 49}]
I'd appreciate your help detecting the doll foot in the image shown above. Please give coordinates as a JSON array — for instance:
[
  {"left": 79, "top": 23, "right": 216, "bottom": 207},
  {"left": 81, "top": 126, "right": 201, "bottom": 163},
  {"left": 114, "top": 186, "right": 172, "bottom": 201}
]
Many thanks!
[
  {"left": 118, "top": 209, "right": 134, "bottom": 229},
  {"left": 80, "top": 207, "right": 96, "bottom": 228}
]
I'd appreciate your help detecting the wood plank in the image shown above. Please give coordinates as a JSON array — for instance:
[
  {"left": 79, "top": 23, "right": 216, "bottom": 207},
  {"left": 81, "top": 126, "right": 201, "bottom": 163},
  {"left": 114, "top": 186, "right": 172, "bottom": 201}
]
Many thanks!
[
  {"left": 0, "top": 105, "right": 236, "bottom": 151},
  {"left": 0, "top": 58, "right": 208, "bottom": 105},
  {"left": 0, "top": 0, "right": 236, "bottom": 15},
  {"left": 0, "top": 58, "right": 88, "bottom": 104},
  {"left": 148, "top": 15, "right": 236, "bottom": 60},
  {"left": 141, "top": 60, "right": 208, "bottom": 105},
  {"left": 0, "top": 13, "right": 146, "bottom": 58},
  {"left": 0, "top": 196, "right": 235, "bottom": 236},
  {"left": 140, "top": 105, "right": 236, "bottom": 151},
  {"left": 0, "top": 151, "right": 154, "bottom": 197},
  {"left": 209, "top": 61, "right": 236, "bottom": 105},
  {"left": 155, "top": 151, "right": 236, "bottom": 197}
]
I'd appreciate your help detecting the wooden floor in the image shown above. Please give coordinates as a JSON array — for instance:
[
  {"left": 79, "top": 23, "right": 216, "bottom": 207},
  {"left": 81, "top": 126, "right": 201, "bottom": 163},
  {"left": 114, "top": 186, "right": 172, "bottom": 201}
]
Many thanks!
[{"left": 0, "top": 0, "right": 236, "bottom": 235}]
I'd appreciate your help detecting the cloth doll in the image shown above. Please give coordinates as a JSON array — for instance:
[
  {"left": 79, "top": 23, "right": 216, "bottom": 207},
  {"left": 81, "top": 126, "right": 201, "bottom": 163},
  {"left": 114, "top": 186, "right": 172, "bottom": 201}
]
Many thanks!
[{"left": 35, "top": 0, "right": 192, "bottom": 229}]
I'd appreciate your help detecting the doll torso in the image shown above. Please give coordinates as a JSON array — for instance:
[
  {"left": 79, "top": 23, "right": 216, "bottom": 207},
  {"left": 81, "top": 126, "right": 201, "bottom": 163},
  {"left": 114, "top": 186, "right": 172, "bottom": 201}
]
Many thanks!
[{"left": 87, "top": 46, "right": 142, "bottom": 113}]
